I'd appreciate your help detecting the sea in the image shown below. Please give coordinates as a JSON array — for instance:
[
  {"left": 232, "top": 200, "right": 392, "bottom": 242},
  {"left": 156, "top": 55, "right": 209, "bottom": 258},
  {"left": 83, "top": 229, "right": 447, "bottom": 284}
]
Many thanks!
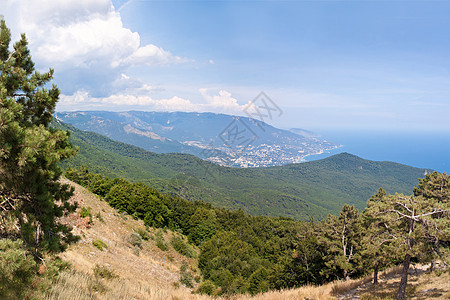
[{"left": 305, "top": 130, "right": 450, "bottom": 174}]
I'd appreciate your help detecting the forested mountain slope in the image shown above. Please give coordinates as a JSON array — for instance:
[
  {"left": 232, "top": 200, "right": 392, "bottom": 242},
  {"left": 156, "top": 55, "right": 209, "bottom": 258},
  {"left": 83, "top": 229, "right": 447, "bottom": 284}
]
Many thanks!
[{"left": 55, "top": 121, "right": 429, "bottom": 220}]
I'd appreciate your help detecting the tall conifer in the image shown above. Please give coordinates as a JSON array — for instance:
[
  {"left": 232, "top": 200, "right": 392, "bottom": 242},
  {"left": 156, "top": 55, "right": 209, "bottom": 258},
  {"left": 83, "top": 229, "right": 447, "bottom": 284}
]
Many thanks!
[{"left": 0, "top": 20, "right": 77, "bottom": 255}]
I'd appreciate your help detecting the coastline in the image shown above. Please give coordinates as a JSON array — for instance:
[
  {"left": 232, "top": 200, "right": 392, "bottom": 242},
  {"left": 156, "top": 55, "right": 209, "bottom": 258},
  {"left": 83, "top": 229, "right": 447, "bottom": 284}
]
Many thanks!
[{"left": 302, "top": 145, "right": 344, "bottom": 162}]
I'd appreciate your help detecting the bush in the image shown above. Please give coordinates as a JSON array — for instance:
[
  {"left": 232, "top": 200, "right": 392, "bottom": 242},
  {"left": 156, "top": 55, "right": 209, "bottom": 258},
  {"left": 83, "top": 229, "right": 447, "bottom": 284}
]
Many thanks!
[
  {"left": 136, "top": 228, "right": 150, "bottom": 241},
  {"left": 171, "top": 235, "right": 197, "bottom": 258},
  {"left": 93, "top": 264, "right": 118, "bottom": 280},
  {"left": 80, "top": 207, "right": 93, "bottom": 224},
  {"left": 197, "top": 280, "right": 217, "bottom": 296},
  {"left": 128, "top": 232, "right": 143, "bottom": 248},
  {"left": 79, "top": 207, "right": 91, "bottom": 218},
  {"left": 249, "top": 267, "right": 270, "bottom": 295},
  {"left": 156, "top": 240, "right": 168, "bottom": 251},
  {"left": 0, "top": 239, "right": 37, "bottom": 299},
  {"left": 96, "top": 212, "right": 104, "bottom": 222},
  {"left": 155, "top": 229, "right": 168, "bottom": 251},
  {"left": 88, "top": 279, "right": 108, "bottom": 294},
  {"left": 41, "top": 257, "right": 71, "bottom": 279},
  {"left": 80, "top": 207, "right": 92, "bottom": 224},
  {"left": 92, "top": 239, "right": 107, "bottom": 251},
  {"left": 180, "top": 261, "right": 194, "bottom": 288}
]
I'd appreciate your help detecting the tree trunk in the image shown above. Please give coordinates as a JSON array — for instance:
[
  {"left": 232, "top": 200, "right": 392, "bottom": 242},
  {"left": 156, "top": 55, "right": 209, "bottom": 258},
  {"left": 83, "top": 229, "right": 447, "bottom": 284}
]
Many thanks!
[
  {"left": 397, "top": 204, "right": 415, "bottom": 299},
  {"left": 396, "top": 253, "right": 411, "bottom": 300},
  {"left": 343, "top": 269, "right": 350, "bottom": 281},
  {"left": 429, "top": 260, "right": 435, "bottom": 272},
  {"left": 373, "top": 263, "right": 379, "bottom": 284}
]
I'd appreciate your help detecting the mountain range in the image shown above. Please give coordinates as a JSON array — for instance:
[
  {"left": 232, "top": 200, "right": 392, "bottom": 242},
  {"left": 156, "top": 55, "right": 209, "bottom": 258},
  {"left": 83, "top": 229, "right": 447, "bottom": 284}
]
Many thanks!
[
  {"left": 55, "top": 111, "right": 340, "bottom": 168},
  {"left": 54, "top": 120, "right": 429, "bottom": 220}
]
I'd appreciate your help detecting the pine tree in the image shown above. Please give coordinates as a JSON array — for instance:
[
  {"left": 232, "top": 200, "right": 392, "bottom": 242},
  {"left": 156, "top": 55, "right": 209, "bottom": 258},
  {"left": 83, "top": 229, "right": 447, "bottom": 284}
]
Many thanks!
[
  {"left": 0, "top": 20, "right": 77, "bottom": 255},
  {"left": 0, "top": 239, "right": 37, "bottom": 298},
  {"left": 362, "top": 188, "right": 402, "bottom": 284},
  {"left": 319, "top": 204, "right": 363, "bottom": 281},
  {"left": 364, "top": 183, "right": 449, "bottom": 299},
  {"left": 413, "top": 172, "right": 450, "bottom": 269}
]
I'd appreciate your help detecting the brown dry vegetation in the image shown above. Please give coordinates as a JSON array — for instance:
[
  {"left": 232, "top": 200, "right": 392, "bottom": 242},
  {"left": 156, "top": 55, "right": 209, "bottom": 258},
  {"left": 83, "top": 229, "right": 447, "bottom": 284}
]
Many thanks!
[
  {"left": 50, "top": 180, "right": 449, "bottom": 300},
  {"left": 349, "top": 267, "right": 450, "bottom": 299}
]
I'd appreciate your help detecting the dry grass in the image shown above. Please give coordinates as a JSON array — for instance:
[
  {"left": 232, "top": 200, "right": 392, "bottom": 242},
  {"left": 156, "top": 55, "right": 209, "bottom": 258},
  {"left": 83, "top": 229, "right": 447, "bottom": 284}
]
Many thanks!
[
  {"left": 44, "top": 268, "right": 215, "bottom": 300},
  {"left": 239, "top": 283, "right": 338, "bottom": 300},
  {"left": 349, "top": 266, "right": 450, "bottom": 300},
  {"left": 329, "top": 266, "right": 405, "bottom": 298},
  {"left": 330, "top": 274, "right": 373, "bottom": 296},
  {"left": 57, "top": 179, "right": 200, "bottom": 296},
  {"left": 45, "top": 268, "right": 339, "bottom": 300}
]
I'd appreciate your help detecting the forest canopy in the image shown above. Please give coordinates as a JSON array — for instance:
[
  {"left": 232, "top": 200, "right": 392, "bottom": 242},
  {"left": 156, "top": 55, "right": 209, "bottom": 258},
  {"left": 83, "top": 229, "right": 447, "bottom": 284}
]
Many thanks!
[{"left": 66, "top": 166, "right": 449, "bottom": 298}]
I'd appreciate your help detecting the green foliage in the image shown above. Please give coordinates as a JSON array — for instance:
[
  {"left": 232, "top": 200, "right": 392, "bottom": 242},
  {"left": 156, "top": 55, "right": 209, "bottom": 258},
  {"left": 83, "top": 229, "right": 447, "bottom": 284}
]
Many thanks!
[
  {"left": 278, "top": 220, "right": 328, "bottom": 287},
  {"left": 63, "top": 165, "right": 450, "bottom": 296},
  {"left": 180, "top": 260, "right": 194, "bottom": 288},
  {"left": 92, "top": 239, "right": 107, "bottom": 251},
  {"left": 188, "top": 207, "right": 218, "bottom": 245},
  {"left": 80, "top": 206, "right": 93, "bottom": 224},
  {"left": 0, "top": 20, "right": 77, "bottom": 254},
  {"left": 319, "top": 205, "right": 363, "bottom": 281},
  {"left": 413, "top": 172, "right": 450, "bottom": 262},
  {"left": 361, "top": 188, "right": 402, "bottom": 283},
  {"left": 0, "top": 239, "right": 37, "bottom": 299},
  {"left": 199, "top": 230, "right": 273, "bottom": 294},
  {"left": 248, "top": 267, "right": 270, "bottom": 295},
  {"left": 93, "top": 264, "right": 118, "bottom": 280},
  {"left": 96, "top": 212, "right": 104, "bottom": 222},
  {"left": 196, "top": 280, "right": 217, "bottom": 295},
  {"left": 363, "top": 174, "right": 450, "bottom": 298},
  {"left": 414, "top": 171, "right": 450, "bottom": 202},
  {"left": 171, "top": 235, "right": 197, "bottom": 258},
  {"left": 155, "top": 229, "right": 168, "bottom": 251},
  {"left": 136, "top": 227, "right": 149, "bottom": 241}
]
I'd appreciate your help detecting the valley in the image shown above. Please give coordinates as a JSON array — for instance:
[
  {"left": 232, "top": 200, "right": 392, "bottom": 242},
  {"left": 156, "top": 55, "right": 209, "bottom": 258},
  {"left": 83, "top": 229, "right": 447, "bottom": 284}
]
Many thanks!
[
  {"left": 54, "top": 120, "right": 429, "bottom": 220},
  {"left": 55, "top": 111, "right": 340, "bottom": 168}
]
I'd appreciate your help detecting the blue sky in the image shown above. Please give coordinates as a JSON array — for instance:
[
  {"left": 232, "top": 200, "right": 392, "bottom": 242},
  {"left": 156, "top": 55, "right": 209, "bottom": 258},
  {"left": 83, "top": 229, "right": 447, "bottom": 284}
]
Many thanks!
[{"left": 3, "top": 0, "right": 450, "bottom": 132}]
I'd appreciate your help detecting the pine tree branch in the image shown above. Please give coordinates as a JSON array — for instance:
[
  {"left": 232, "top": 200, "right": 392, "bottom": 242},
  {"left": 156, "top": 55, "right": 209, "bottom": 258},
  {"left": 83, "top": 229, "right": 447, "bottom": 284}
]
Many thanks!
[
  {"left": 394, "top": 201, "right": 413, "bottom": 214},
  {"left": 377, "top": 208, "right": 449, "bottom": 222}
]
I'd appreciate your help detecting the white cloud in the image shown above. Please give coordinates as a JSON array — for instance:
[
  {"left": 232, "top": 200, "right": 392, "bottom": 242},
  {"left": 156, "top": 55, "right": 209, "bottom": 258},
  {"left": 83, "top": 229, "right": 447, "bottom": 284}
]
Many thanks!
[
  {"left": 111, "top": 73, "right": 162, "bottom": 96},
  {"left": 199, "top": 88, "right": 249, "bottom": 114},
  {"left": 4, "top": 0, "right": 186, "bottom": 69},
  {"left": 117, "top": 44, "right": 189, "bottom": 68},
  {"left": 2, "top": 0, "right": 189, "bottom": 96},
  {"left": 59, "top": 90, "right": 197, "bottom": 111},
  {"left": 58, "top": 88, "right": 250, "bottom": 114},
  {"left": 60, "top": 90, "right": 90, "bottom": 104},
  {"left": 3, "top": 0, "right": 251, "bottom": 116}
]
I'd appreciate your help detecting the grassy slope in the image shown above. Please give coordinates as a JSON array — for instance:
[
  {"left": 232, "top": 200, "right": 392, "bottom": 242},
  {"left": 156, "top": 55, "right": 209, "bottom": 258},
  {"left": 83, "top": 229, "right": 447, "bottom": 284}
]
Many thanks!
[
  {"left": 54, "top": 179, "right": 203, "bottom": 299},
  {"left": 56, "top": 121, "right": 428, "bottom": 220}
]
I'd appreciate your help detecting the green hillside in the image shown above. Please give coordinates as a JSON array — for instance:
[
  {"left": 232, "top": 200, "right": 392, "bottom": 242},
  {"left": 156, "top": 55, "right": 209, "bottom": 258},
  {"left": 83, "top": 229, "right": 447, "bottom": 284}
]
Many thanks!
[{"left": 56, "top": 121, "right": 428, "bottom": 220}]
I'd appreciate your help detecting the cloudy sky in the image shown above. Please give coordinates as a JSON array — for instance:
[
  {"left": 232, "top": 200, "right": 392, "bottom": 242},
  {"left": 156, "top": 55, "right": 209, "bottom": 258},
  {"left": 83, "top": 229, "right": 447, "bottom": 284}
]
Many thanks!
[{"left": 2, "top": 0, "right": 450, "bottom": 132}]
